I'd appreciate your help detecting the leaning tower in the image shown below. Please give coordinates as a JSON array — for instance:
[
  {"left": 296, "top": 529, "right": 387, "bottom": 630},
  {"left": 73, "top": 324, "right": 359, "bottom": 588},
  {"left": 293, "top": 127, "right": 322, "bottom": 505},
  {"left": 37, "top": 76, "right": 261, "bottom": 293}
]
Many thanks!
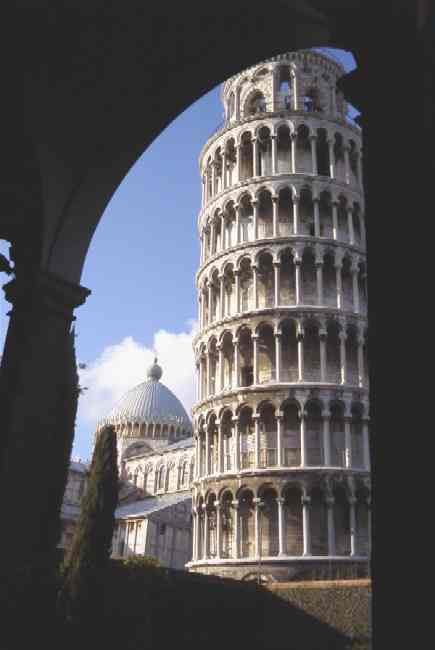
[{"left": 188, "top": 49, "right": 371, "bottom": 582}]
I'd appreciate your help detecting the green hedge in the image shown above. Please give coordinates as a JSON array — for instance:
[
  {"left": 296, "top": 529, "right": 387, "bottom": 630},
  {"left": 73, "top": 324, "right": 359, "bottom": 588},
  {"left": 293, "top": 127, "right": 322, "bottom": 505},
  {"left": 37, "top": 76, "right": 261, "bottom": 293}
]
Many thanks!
[
  {"left": 0, "top": 560, "right": 370, "bottom": 650},
  {"left": 271, "top": 583, "right": 371, "bottom": 644}
]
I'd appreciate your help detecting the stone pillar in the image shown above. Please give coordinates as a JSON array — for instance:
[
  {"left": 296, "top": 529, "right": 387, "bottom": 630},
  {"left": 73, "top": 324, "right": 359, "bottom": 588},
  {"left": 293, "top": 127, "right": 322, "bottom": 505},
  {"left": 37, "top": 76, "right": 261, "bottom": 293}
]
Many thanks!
[
  {"left": 222, "top": 152, "right": 227, "bottom": 190},
  {"left": 253, "top": 264, "right": 258, "bottom": 309},
  {"left": 316, "top": 258, "right": 324, "bottom": 305},
  {"left": 234, "top": 337, "right": 239, "bottom": 388},
  {"left": 235, "top": 270, "right": 240, "bottom": 313},
  {"left": 253, "top": 498, "right": 263, "bottom": 558},
  {"left": 349, "top": 496, "right": 357, "bottom": 556},
  {"left": 274, "top": 261, "right": 281, "bottom": 306},
  {"left": 253, "top": 138, "right": 259, "bottom": 177},
  {"left": 347, "top": 206, "right": 355, "bottom": 245},
  {"left": 203, "top": 504, "right": 209, "bottom": 560},
  {"left": 217, "top": 419, "right": 223, "bottom": 473},
  {"left": 253, "top": 334, "right": 259, "bottom": 385},
  {"left": 254, "top": 414, "right": 260, "bottom": 468},
  {"left": 275, "top": 331, "right": 282, "bottom": 382},
  {"left": 313, "top": 198, "right": 320, "bottom": 237},
  {"left": 215, "top": 501, "right": 222, "bottom": 559},
  {"left": 335, "top": 260, "right": 343, "bottom": 309},
  {"left": 219, "top": 275, "right": 225, "bottom": 320},
  {"left": 363, "top": 416, "right": 371, "bottom": 471},
  {"left": 293, "top": 194, "right": 299, "bottom": 235},
  {"left": 208, "top": 283, "right": 213, "bottom": 324},
  {"left": 210, "top": 220, "right": 216, "bottom": 256},
  {"left": 0, "top": 269, "right": 91, "bottom": 561},
  {"left": 232, "top": 500, "right": 239, "bottom": 559},
  {"left": 328, "top": 139, "right": 335, "bottom": 179},
  {"left": 205, "top": 424, "right": 210, "bottom": 475},
  {"left": 233, "top": 416, "right": 240, "bottom": 471},
  {"left": 360, "top": 213, "right": 366, "bottom": 249},
  {"left": 218, "top": 345, "right": 224, "bottom": 393},
  {"left": 276, "top": 413, "right": 283, "bottom": 466},
  {"left": 332, "top": 201, "right": 338, "bottom": 240},
  {"left": 193, "top": 508, "right": 199, "bottom": 560},
  {"left": 301, "top": 490, "right": 311, "bottom": 556},
  {"left": 344, "top": 145, "right": 350, "bottom": 185},
  {"left": 235, "top": 203, "right": 240, "bottom": 244},
  {"left": 300, "top": 409, "right": 307, "bottom": 467},
  {"left": 206, "top": 349, "right": 211, "bottom": 396},
  {"left": 272, "top": 135, "right": 278, "bottom": 174},
  {"left": 252, "top": 199, "right": 258, "bottom": 240},
  {"left": 339, "top": 330, "right": 347, "bottom": 385},
  {"left": 310, "top": 134, "right": 318, "bottom": 175},
  {"left": 344, "top": 414, "right": 352, "bottom": 468},
  {"left": 277, "top": 497, "right": 285, "bottom": 556},
  {"left": 211, "top": 161, "right": 216, "bottom": 197},
  {"left": 290, "top": 133, "right": 296, "bottom": 173},
  {"left": 295, "top": 257, "right": 302, "bottom": 305},
  {"left": 351, "top": 263, "right": 360, "bottom": 313},
  {"left": 198, "top": 359, "right": 203, "bottom": 402},
  {"left": 272, "top": 196, "right": 278, "bottom": 237},
  {"left": 236, "top": 144, "right": 242, "bottom": 182},
  {"left": 322, "top": 410, "right": 331, "bottom": 465},
  {"left": 220, "top": 212, "right": 226, "bottom": 250},
  {"left": 357, "top": 334, "right": 365, "bottom": 387},
  {"left": 326, "top": 496, "right": 336, "bottom": 556},
  {"left": 297, "top": 329, "right": 304, "bottom": 382},
  {"left": 319, "top": 328, "right": 327, "bottom": 382}
]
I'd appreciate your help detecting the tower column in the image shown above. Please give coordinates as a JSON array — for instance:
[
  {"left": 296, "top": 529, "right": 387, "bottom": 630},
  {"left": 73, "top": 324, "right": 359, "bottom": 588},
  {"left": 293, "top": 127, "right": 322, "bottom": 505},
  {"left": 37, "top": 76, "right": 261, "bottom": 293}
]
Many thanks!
[
  {"left": 253, "top": 138, "right": 259, "bottom": 177},
  {"left": 277, "top": 497, "right": 285, "bottom": 556},
  {"left": 234, "top": 269, "right": 240, "bottom": 313},
  {"left": 344, "top": 145, "right": 350, "bottom": 185},
  {"left": 253, "top": 498, "right": 263, "bottom": 558},
  {"left": 272, "top": 196, "right": 278, "bottom": 237},
  {"left": 339, "top": 330, "right": 347, "bottom": 385},
  {"left": 322, "top": 409, "right": 331, "bottom": 465},
  {"left": 316, "top": 258, "right": 324, "bottom": 305},
  {"left": 215, "top": 500, "right": 222, "bottom": 559},
  {"left": 328, "top": 138, "right": 335, "bottom": 178},
  {"left": 235, "top": 203, "right": 241, "bottom": 244},
  {"left": 332, "top": 200, "right": 338, "bottom": 240},
  {"left": 253, "top": 414, "right": 260, "bottom": 468},
  {"left": 335, "top": 260, "right": 343, "bottom": 309},
  {"left": 357, "top": 333, "right": 365, "bottom": 387},
  {"left": 232, "top": 500, "right": 239, "bottom": 559},
  {"left": 252, "top": 333, "right": 259, "bottom": 385},
  {"left": 219, "top": 274, "right": 225, "bottom": 320},
  {"left": 300, "top": 409, "right": 307, "bottom": 467},
  {"left": 326, "top": 495, "right": 336, "bottom": 556},
  {"left": 319, "top": 328, "right": 327, "bottom": 382},
  {"left": 276, "top": 413, "right": 283, "bottom": 466},
  {"left": 202, "top": 504, "right": 209, "bottom": 560},
  {"left": 233, "top": 337, "right": 240, "bottom": 388},
  {"left": 290, "top": 132, "right": 296, "bottom": 173},
  {"left": 275, "top": 331, "right": 282, "bottom": 382},
  {"left": 253, "top": 264, "right": 258, "bottom": 309},
  {"left": 349, "top": 496, "right": 357, "bottom": 557},
  {"left": 313, "top": 197, "right": 320, "bottom": 237},
  {"left": 310, "top": 134, "right": 318, "bottom": 175},
  {"left": 217, "top": 419, "right": 223, "bottom": 473},
  {"left": 295, "top": 256, "right": 302, "bottom": 305},
  {"left": 363, "top": 416, "right": 371, "bottom": 471},
  {"left": 252, "top": 199, "right": 258, "bottom": 240},
  {"left": 274, "top": 261, "right": 281, "bottom": 307},
  {"left": 271, "top": 135, "right": 278, "bottom": 174},
  {"left": 293, "top": 194, "right": 299, "bottom": 235},
  {"left": 221, "top": 151, "right": 227, "bottom": 190},
  {"left": 232, "top": 416, "right": 240, "bottom": 472},
  {"left": 351, "top": 262, "right": 360, "bottom": 313},
  {"left": 220, "top": 212, "right": 226, "bottom": 250},
  {"left": 301, "top": 489, "right": 311, "bottom": 556},
  {"left": 297, "top": 328, "right": 304, "bottom": 382},
  {"left": 347, "top": 206, "right": 355, "bottom": 245},
  {"left": 218, "top": 344, "right": 224, "bottom": 393}
]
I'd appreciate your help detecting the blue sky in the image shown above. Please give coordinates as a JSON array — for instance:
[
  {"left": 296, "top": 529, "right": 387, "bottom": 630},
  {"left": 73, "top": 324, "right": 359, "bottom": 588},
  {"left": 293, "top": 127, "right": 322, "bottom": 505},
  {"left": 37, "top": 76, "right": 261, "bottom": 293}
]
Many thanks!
[{"left": 0, "top": 47, "right": 357, "bottom": 462}]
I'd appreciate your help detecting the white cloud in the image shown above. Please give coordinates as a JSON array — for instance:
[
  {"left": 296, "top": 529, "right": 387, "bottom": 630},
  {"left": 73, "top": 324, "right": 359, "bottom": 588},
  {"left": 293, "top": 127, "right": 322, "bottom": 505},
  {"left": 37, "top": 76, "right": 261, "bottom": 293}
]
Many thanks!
[{"left": 77, "top": 320, "right": 198, "bottom": 429}]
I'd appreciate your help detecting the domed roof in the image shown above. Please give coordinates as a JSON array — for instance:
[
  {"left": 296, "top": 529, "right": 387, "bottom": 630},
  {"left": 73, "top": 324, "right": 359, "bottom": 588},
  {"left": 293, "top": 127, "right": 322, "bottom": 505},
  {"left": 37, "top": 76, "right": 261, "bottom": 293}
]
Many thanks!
[{"left": 101, "top": 359, "right": 192, "bottom": 431}]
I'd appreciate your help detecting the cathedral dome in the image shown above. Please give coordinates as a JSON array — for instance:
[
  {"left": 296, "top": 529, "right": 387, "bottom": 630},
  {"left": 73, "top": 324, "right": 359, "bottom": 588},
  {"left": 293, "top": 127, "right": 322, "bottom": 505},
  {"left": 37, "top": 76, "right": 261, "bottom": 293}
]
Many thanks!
[{"left": 101, "top": 359, "right": 192, "bottom": 434}]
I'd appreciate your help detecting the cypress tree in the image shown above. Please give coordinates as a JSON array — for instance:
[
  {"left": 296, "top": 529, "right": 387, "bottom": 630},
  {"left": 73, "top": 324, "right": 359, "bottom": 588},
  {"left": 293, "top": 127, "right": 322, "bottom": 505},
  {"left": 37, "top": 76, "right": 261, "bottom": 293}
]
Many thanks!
[{"left": 62, "top": 424, "right": 119, "bottom": 621}]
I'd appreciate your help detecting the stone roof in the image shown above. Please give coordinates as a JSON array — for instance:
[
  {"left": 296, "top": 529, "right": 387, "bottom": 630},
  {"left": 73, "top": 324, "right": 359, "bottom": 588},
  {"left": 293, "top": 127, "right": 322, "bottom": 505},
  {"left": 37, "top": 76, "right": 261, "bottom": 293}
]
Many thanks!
[
  {"left": 100, "top": 362, "right": 192, "bottom": 431},
  {"left": 115, "top": 492, "right": 191, "bottom": 519}
]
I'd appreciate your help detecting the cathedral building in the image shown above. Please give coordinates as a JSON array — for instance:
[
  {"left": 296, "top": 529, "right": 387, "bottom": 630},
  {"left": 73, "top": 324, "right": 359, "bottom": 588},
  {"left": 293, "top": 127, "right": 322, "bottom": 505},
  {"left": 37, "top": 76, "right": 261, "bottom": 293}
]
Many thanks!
[
  {"left": 189, "top": 48, "right": 371, "bottom": 582},
  {"left": 61, "top": 48, "right": 371, "bottom": 582}
]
